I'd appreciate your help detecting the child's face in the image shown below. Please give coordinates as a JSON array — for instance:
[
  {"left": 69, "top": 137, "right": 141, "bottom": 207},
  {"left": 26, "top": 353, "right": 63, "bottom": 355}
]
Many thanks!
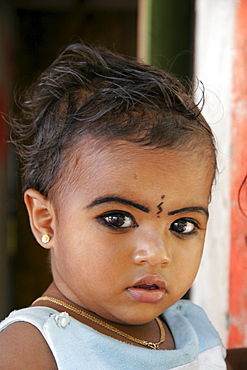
[{"left": 46, "top": 141, "right": 214, "bottom": 325}]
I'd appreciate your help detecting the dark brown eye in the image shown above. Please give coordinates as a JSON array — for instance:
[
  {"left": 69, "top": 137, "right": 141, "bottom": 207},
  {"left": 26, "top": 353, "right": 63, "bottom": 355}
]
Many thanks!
[
  {"left": 170, "top": 218, "right": 198, "bottom": 235},
  {"left": 97, "top": 211, "right": 138, "bottom": 230},
  {"left": 105, "top": 213, "right": 132, "bottom": 227}
]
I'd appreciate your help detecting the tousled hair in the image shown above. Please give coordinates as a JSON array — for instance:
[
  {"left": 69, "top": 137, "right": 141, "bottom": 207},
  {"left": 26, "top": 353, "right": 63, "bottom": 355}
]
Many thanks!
[{"left": 9, "top": 41, "right": 217, "bottom": 197}]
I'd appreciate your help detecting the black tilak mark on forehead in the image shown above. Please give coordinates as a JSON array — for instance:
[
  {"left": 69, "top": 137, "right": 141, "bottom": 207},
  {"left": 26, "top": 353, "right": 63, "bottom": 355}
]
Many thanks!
[
  {"left": 156, "top": 202, "right": 164, "bottom": 215},
  {"left": 156, "top": 195, "right": 165, "bottom": 215}
]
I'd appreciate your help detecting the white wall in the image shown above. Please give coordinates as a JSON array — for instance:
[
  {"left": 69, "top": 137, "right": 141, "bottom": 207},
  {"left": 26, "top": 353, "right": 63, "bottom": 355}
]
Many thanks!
[{"left": 191, "top": 0, "right": 238, "bottom": 345}]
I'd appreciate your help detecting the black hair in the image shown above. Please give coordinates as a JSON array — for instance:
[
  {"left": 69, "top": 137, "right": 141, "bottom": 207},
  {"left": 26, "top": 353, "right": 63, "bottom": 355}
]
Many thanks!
[{"left": 9, "top": 41, "right": 217, "bottom": 197}]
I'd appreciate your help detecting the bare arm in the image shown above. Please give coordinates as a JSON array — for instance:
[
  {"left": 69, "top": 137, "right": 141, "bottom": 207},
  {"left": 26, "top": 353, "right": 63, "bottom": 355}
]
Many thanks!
[{"left": 0, "top": 322, "right": 57, "bottom": 370}]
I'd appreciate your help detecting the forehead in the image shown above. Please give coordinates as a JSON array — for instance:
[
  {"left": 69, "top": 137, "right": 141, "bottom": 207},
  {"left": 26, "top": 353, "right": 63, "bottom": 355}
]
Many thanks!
[{"left": 51, "top": 139, "right": 215, "bottom": 206}]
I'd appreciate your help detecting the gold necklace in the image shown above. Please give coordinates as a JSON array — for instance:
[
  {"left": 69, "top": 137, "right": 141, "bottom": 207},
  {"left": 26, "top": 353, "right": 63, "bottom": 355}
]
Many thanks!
[{"left": 33, "top": 296, "right": 166, "bottom": 350}]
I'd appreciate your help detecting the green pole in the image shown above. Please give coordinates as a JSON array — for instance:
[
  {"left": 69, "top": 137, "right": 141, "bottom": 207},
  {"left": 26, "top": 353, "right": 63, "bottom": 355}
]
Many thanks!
[{"left": 144, "top": 0, "right": 194, "bottom": 77}]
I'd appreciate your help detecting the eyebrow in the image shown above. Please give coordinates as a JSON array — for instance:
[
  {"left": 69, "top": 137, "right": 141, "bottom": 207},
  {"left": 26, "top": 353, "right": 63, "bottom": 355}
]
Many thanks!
[
  {"left": 168, "top": 206, "right": 209, "bottom": 218},
  {"left": 87, "top": 196, "right": 150, "bottom": 213}
]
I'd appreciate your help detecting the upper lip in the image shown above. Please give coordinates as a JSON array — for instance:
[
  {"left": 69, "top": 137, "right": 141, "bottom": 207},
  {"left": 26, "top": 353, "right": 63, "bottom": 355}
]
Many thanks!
[{"left": 128, "top": 275, "right": 167, "bottom": 291}]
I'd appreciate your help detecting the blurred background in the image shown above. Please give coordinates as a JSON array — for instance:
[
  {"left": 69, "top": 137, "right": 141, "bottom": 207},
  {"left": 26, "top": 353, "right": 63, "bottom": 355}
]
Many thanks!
[{"left": 0, "top": 0, "right": 246, "bottom": 349}]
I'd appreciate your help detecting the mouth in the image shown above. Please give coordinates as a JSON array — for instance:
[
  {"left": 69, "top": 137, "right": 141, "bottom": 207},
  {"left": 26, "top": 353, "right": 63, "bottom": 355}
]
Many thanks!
[
  {"left": 126, "top": 276, "right": 167, "bottom": 304},
  {"left": 134, "top": 284, "right": 161, "bottom": 290}
]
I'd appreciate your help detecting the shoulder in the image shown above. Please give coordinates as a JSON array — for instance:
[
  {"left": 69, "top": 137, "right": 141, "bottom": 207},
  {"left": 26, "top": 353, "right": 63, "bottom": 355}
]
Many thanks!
[
  {"left": 163, "top": 300, "right": 225, "bottom": 353},
  {"left": 165, "top": 299, "right": 216, "bottom": 327},
  {"left": 0, "top": 307, "right": 58, "bottom": 370},
  {"left": 167, "top": 299, "right": 206, "bottom": 314},
  {"left": 0, "top": 321, "right": 57, "bottom": 370},
  {"left": 164, "top": 299, "right": 212, "bottom": 324}
]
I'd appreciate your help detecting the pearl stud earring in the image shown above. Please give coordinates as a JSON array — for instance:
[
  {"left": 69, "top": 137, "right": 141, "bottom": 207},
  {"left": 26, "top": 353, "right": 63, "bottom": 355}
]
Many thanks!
[{"left": 41, "top": 234, "right": 50, "bottom": 244}]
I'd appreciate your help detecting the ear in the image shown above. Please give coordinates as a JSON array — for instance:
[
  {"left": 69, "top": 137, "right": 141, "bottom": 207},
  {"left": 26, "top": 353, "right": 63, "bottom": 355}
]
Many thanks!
[{"left": 24, "top": 189, "right": 54, "bottom": 249}]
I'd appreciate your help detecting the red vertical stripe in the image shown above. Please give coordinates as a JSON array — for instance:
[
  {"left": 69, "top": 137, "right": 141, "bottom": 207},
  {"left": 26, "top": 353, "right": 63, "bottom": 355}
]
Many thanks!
[{"left": 229, "top": 0, "right": 247, "bottom": 348}]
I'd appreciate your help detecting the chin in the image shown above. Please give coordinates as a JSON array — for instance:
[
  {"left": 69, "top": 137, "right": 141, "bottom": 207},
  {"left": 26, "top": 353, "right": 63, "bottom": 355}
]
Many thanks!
[{"left": 109, "top": 308, "right": 163, "bottom": 326}]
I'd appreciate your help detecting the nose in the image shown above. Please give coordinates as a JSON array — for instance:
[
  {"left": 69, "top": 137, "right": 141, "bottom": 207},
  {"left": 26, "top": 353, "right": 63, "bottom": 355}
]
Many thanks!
[{"left": 132, "top": 229, "right": 171, "bottom": 267}]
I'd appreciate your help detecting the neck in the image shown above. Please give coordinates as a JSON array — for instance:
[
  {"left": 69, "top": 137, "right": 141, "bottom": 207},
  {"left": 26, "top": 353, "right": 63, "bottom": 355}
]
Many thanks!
[{"left": 32, "top": 282, "right": 172, "bottom": 349}]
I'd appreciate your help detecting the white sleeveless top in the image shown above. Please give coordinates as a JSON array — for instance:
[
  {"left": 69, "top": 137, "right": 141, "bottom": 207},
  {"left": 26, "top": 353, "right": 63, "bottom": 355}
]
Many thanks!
[{"left": 0, "top": 299, "right": 226, "bottom": 369}]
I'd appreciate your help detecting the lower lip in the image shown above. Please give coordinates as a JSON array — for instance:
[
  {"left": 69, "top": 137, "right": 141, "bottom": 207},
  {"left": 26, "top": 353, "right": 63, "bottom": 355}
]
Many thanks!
[{"left": 127, "top": 287, "right": 166, "bottom": 303}]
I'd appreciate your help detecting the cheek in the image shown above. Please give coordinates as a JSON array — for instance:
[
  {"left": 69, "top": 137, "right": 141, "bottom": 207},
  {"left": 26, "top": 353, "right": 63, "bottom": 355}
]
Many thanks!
[
  {"left": 172, "top": 248, "right": 203, "bottom": 295},
  {"left": 55, "top": 232, "right": 122, "bottom": 277},
  {"left": 174, "top": 238, "right": 204, "bottom": 271}
]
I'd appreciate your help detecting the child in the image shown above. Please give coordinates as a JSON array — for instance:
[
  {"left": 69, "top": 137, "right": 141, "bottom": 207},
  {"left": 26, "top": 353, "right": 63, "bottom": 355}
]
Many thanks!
[{"left": 0, "top": 41, "right": 227, "bottom": 369}]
